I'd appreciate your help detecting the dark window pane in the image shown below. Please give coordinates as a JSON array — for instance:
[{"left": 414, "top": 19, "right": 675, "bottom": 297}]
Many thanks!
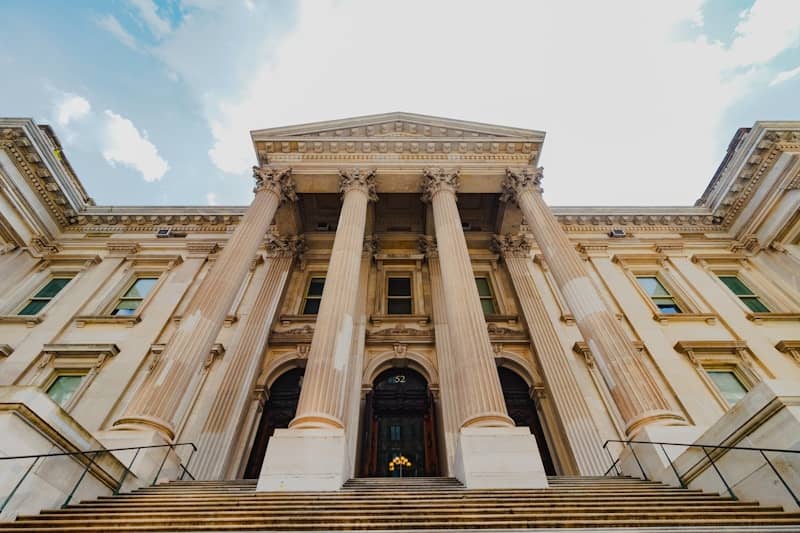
[
  {"left": 34, "top": 278, "right": 71, "bottom": 298},
  {"left": 387, "top": 277, "right": 411, "bottom": 297},
  {"left": 18, "top": 299, "right": 47, "bottom": 316},
  {"left": 387, "top": 299, "right": 412, "bottom": 315},
  {"left": 480, "top": 298, "right": 496, "bottom": 315},
  {"left": 656, "top": 303, "right": 681, "bottom": 314},
  {"left": 302, "top": 298, "right": 321, "bottom": 315},
  {"left": 475, "top": 278, "right": 491, "bottom": 297},
  {"left": 307, "top": 278, "right": 325, "bottom": 297},
  {"left": 719, "top": 276, "right": 753, "bottom": 296},
  {"left": 742, "top": 297, "right": 769, "bottom": 313},
  {"left": 112, "top": 300, "right": 140, "bottom": 315},
  {"left": 124, "top": 278, "right": 158, "bottom": 298}
]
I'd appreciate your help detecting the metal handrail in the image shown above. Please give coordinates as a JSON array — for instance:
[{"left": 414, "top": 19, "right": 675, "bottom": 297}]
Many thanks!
[
  {"left": 602, "top": 438, "right": 800, "bottom": 506},
  {"left": 0, "top": 442, "right": 197, "bottom": 513}
]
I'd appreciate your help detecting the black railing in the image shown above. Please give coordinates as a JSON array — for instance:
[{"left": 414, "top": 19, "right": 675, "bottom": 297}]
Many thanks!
[
  {"left": 603, "top": 439, "right": 800, "bottom": 506},
  {"left": 0, "top": 442, "right": 197, "bottom": 513}
]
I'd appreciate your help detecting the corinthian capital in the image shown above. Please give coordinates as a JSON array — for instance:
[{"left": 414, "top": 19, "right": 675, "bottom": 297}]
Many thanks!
[
  {"left": 418, "top": 236, "right": 438, "bottom": 258},
  {"left": 421, "top": 168, "right": 460, "bottom": 202},
  {"left": 491, "top": 234, "right": 532, "bottom": 258},
  {"left": 252, "top": 165, "right": 297, "bottom": 203},
  {"left": 339, "top": 168, "right": 378, "bottom": 201},
  {"left": 501, "top": 166, "right": 544, "bottom": 203}
]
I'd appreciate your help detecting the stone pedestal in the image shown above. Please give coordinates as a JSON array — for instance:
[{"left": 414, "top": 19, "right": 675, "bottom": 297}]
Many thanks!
[
  {"left": 256, "top": 429, "right": 347, "bottom": 491},
  {"left": 454, "top": 426, "right": 548, "bottom": 489}
]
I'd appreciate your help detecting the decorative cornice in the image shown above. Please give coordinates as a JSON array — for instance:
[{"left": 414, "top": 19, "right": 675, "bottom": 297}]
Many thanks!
[
  {"left": 106, "top": 242, "right": 140, "bottom": 256},
  {"left": 252, "top": 165, "right": 296, "bottom": 202},
  {"left": 339, "top": 168, "right": 378, "bottom": 201},
  {"left": 266, "top": 234, "right": 306, "bottom": 258},
  {"left": 501, "top": 166, "right": 543, "bottom": 204},
  {"left": 421, "top": 167, "right": 460, "bottom": 202},
  {"left": 185, "top": 241, "right": 219, "bottom": 256},
  {"left": 29, "top": 234, "right": 61, "bottom": 255},
  {"left": 491, "top": 233, "right": 531, "bottom": 258}
]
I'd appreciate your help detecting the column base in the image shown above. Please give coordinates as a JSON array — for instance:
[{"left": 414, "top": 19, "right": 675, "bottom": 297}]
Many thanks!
[
  {"left": 453, "top": 426, "right": 549, "bottom": 489},
  {"left": 256, "top": 428, "right": 347, "bottom": 491}
]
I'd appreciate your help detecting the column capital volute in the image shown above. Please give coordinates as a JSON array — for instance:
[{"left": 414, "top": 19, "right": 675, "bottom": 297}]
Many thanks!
[
  {"left": 501, "top": 166, "right": 544, "bottom": 203},
  {"left": 418, "top": 235, "right": 438, "bottom": 258},
  {"left": 265, "top": 234, "right": 306, "bottom": 259},
  {"left": 491, "top": 233, "right": 532, "bottom": 258},
  {"left": 421, "top": 167, "right": 460, "bottom": 202},
  {"left": 339, "top": 168, "right": 378, "bottom": 201},
  {"left": 252, "top": 165, "right": 297, "bottom": 203}
]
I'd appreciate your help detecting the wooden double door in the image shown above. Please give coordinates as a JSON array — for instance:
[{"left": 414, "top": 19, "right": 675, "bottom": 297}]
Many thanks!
[{"left": 360, "top": 368, "right": 439, "bottom": 477}]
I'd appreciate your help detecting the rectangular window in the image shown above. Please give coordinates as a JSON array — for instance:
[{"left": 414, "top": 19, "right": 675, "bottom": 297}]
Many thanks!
[
  {"left": 387, "top": 277, "right": 412, "bottom": 315},
  {"left": 718, "top": 275, "right": 770, "bottom": 313},
  {"left": 46, "top": 374, "right": 85, "bottom": 407},
  {"left": 706, "top": 370, "right": 748, "bottom": 406},
  {"left": 111, "top": 277, "right": 158, "bottom": 316},
  {"left": 301, "top": 277, "right": 325, "bottom": 315},
  {"left": 17, "top": 277, "right": 72, "bottom": 316},
  {"left": 636, "top": 276, "right": 682, "bottom": 314},
  {"left": 475, "top": 277, "right": 497, "bottom": 315}
]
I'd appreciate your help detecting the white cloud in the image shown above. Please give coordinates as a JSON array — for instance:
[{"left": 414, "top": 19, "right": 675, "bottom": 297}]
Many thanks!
[
  {"left": 96, "top": 14, "right": 138, "bottom": 49},
  {"left": 728, "top": 0, "right": 800, "bottom": 67},
  {"left": 206, "top": 192, "right": 217, "bottom": 205},
  {"left": 55, "top": 94, "right": 91, "bottom": 127},
  {"left": 102, "top": 110, "right": 169, "bottom": 182},
  {"left": 769, "top": 64, "right": 800, "bottom": 86},
  {"left": 128, "top": 0, "right": 171, "bottom": 38}
]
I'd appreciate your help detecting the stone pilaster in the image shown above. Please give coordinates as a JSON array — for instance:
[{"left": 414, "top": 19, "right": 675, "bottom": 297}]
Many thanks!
[
  {"left": 423, "top": 168, "right": 548, "bottom": 489},
  {"left": 258, "top": 169, "right": 376, "bottom": 491},
  {"left": 115, "top": 166, "right": 296, "bottom": 439},
  {"left": 492, "top": 234, "right": 607, "bottom": 475},
  {"left": 502, "top": 167, "right": 687, "bottom": 435},
  {"left": 419, "top": 236, "right": 458, "bottom": 475},
  {"left": 290, "top": 168, "right": 377, "bottom": 429},
  {"left": 192, "top": 236, "right": 304, "bottom": 480}
]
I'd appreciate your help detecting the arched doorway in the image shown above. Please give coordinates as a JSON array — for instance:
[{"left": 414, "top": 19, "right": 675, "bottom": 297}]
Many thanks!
[
  {"left": 243, "top": 367, "right": 304, "bottom": 479},
  {"left": 360, "top": 368, "right": 439, "bottom": 477},
  {"left": 498, "top": 366, "right": 557, "bottom": 475}
]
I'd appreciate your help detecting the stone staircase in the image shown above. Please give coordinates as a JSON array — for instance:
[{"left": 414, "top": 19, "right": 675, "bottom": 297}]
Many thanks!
[{"left": 2, "top": 476, "right": 800, "bottom": 531}]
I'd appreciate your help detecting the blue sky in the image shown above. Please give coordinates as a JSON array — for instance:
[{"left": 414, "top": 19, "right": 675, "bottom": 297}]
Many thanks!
[{"left": 1, "top": 0, "right": 799, "bottom": 207}]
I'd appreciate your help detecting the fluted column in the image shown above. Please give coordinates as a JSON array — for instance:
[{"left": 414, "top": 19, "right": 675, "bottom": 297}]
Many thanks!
[
  {"left": 502, "top": 167, "right": 687, "bottom": 435},
  {"left": 115, "top": 166, "right": 296, "bottom": 439},
  {"left": 193, "top": 236, "right": 303, "bottom": 480},
  {"left": 419, "top": 237, "right": 459, "bottom": 474},
  {"left": 422, "top": 168, "right": 512, "bottom": 428},
  {"left": 493, "top": 234, "right": 607, "bottom": 474},
  {"left": 290, "top": 169, "right": 377, "bottom": 429}
]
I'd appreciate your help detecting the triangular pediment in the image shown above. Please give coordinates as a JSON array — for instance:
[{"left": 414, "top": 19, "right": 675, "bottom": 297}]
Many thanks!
[{"left": 251, "top": 112, "right": 544, "bottom": 141}]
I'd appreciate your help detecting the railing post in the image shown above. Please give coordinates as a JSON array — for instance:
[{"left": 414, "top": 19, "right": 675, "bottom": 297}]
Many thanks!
[
  {"left": 152, "top": 444, "right": 174, "bottom": 486},
  {"left": 1, "top": 456, "right": 40, "bottom": 514},
  {"left": 659, "top": 443, "right": 685, "bottom": 488},
  {"left": 179, "top": 445, "right": 196, "bottom": 481},
  {"left": 602, "top": 442, "right": 621, "bottom": 476},
  {"left": 628, "top": 442, "right": 648, "bottom": 481},
  {"left": 61, "top": 451, "right": 98, "bottom": 508},
  {"left": 760, "top": 450, "right": 800, "bottom": 508},
  {"left": 114, "top": 448, "right": 141, "bottom": 495},
  {"left": 701, "top": 446, "right": 736, "bottom": 500}
]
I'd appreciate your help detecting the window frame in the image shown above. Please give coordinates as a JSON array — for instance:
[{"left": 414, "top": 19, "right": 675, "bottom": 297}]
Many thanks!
[
  {"left": 44, "top": 372, "right": 88, "bottom": 408},
  {"left": 474, "top": 276, "right": 498, "bottom": 315},
  {"left": 101, "top": 271, "right": 163, "bottom": 318},
  {"left": 635, "top": 275, "right": 684, "bottom": 315},
  {"left": 300, "top": 275, "right": 326, "bottom": 315},
  {"left": 14, "top": 276, "right": 74, "bottom": 316},
  {"left": 386, "top": 275, "right": 414, "bottom": 315},
  {"left": 716, "top": 273, "right": 771, "bottom": 313}
]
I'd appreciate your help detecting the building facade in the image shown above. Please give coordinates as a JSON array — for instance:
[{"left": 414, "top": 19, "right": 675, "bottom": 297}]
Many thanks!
[{"left": 1, "top": 114, "right": 799, "bottom": 510}]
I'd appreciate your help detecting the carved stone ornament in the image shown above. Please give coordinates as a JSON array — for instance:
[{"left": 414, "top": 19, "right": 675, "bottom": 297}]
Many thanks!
[
  {"left": 421, "top": 167, "right": 460, "bottom": 202},
  {"left": 252, "top": 165, "right": 297, "bottom": 203},
  {"left": 363, "top": 235, "right": 380, "bottom": 255},
  {"left": 339, "top": 168, "right": 378, "bottom": 201},
  {"left": 501, "top": 166, "right": 544, "bottom": 203},
  {"left": 418, "top": 236, "right": 438, "bottom": 258},
  {"left": 491, "top": 233, "right": 532, "bottom": 258},
  {"left": 266, "top": 234, "right": 306, "bottom": 258}
]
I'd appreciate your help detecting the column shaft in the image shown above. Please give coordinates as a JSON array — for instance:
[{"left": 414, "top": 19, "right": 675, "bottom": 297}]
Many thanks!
[
  {"left": 495, "top": 235, "right": 607, "bottom": 474},
  {"left": 291, "top": 169, "right": 376, "bottom": 429},
  {"left": 423, "top": 168, "right": 512, "bottom": 428},
  {"left": 192, "top": 240, "right": 298, "bottom": 480},
  {"left": 116, "top": 167, "right": 294, "bottom": 438},
  {"left": 503, "top": 167, "right": 686, "bottom": 435}
]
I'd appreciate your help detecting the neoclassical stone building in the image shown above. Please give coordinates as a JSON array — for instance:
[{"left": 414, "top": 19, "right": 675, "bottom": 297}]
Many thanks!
[{"left": 1, "top": 113, "right": 799, "bottom": 514}]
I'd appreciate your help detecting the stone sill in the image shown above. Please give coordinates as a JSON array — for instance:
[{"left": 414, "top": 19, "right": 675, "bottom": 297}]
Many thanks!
[
  {"left": 173, "top": 314, "right": 237, "bottom": 327},
  {"left": 653, "top": 313, "right": 717, "bottom": 325},
  {"left": 279, "top": 314, "right": 317, "bottom": 325},
  {"left": 369, "top": 314, "right": 430, "bottom": 326},
  {"left": 747, "top": 312, "right": 800, "bottom": 324},
  {"left": 74, "top": 315, "right": 141, "bottom": 328},
  {"left": 0, "top": 315, "right": 43, "bottom": 327},
  {"left": 485, "top": 314, "right": 519, "bottom": 324}
]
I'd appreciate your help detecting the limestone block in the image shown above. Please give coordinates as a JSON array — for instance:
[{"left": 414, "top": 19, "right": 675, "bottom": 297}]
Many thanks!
[
  {"left": 94, "top": 427, "right": 188, "bottom": 487},
  {"left": 453, "top": 426, "right": 549, "bottom": 489},
  {"left": 257, "top": 428, "right": 347, "bottom": 491}
]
